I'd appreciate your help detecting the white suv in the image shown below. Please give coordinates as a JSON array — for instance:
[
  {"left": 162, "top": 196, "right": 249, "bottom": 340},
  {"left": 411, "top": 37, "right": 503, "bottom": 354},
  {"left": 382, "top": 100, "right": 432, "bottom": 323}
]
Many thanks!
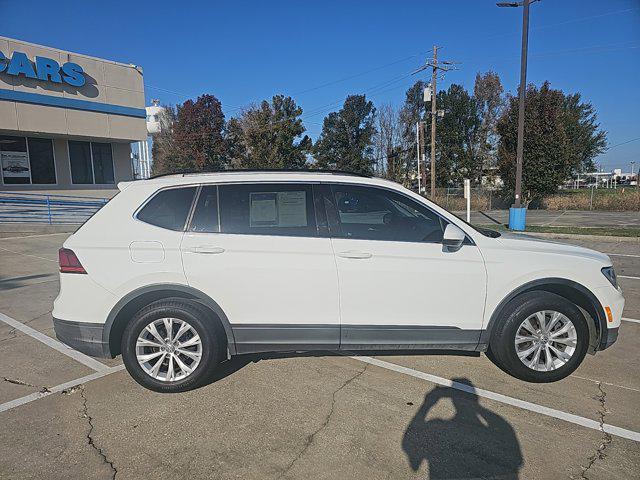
[{"left": 53, "top": 171, "right": 624, "bottom": 392}]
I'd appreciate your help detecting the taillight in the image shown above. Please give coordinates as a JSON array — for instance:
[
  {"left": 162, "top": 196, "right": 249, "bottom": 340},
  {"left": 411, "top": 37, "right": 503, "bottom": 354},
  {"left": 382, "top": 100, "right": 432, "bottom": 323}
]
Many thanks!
[{"left": 58, "top": 248, "right": 87, "bottom": 274}]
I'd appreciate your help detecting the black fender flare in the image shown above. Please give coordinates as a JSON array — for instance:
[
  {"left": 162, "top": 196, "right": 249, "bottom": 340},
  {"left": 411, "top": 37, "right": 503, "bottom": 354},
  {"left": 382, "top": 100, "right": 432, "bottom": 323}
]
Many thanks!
[
  {"left": 480, "top": 277, "right": 608, "bottom": 349},
  {"left": 103, "top": 284, "right": 237, "bottom": 356}
]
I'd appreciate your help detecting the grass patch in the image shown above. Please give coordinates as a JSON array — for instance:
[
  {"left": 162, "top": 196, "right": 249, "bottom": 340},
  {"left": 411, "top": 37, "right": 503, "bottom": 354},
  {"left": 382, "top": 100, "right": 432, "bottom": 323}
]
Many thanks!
[{"left": 475, "top": 224, "right": 640, "bottom": 238}]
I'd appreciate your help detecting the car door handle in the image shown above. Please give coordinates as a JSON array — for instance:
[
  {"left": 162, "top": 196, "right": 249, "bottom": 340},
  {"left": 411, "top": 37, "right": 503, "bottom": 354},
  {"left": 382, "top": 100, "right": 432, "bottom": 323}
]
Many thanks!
[
  {"left": 190, "top": 246, "right": 225, "bottom": 255},
  {"left": 337, "top": 250, "right": 373, "bottom": 259}
]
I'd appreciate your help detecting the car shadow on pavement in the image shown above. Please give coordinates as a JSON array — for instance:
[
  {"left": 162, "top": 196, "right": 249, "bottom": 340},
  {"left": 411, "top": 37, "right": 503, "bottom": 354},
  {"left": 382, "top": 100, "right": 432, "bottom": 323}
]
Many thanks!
[
  {"left": 402, "top": 378, "right": 523, "bottom": 479},
  {"left": 199, "top": 350, "right": 481, "bottom": 387}
]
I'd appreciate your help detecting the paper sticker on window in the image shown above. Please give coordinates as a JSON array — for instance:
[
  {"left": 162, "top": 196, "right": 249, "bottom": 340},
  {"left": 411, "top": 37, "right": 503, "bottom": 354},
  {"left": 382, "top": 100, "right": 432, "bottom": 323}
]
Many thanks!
[
  {"left": 250, "top": 192, "right": 278, "bottom": 226},
  {"left": 277, "top": 191, "right": 307, "bottom": 227},
  {"left": 249, "top": 191, "right": 307, "bottom": 228}
]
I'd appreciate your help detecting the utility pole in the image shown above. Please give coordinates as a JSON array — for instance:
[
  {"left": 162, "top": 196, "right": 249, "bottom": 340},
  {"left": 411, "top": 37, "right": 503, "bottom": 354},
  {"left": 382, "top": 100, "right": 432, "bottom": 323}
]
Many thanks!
[
  {"left": 430, "top": 45, "right": 438, "bottom": 199},
  {"left": 412, "top": 46, "right": 458, "bottom": 199},
  {"left": 420, "top": 120, "right": 427, "bottom": 193}
]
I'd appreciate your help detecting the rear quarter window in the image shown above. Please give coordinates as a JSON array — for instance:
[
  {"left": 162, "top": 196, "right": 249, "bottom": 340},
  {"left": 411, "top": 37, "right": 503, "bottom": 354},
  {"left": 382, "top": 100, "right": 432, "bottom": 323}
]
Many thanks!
[{"left": 136, "top": 187, "right": 197, "bottom": 231}]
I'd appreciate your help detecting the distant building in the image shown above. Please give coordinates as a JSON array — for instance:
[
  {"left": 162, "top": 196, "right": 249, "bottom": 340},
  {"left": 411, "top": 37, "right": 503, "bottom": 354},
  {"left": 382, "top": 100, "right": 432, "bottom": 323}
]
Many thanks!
[
  {"left": 0, "top": 36, "right": 146, "bottom": 196},
  {"left": 132, "top": 100, "right": 165, "bottom": 179}
]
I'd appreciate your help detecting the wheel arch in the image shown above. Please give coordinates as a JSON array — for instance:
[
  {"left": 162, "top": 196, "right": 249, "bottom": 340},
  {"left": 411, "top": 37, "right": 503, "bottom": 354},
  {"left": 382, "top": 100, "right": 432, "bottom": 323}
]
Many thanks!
[
  {"left": 103, "top": 284, "right": 236, "bottom": 357},
  {"left": 482, "top": 278, "right": 607, "bottom": 351}
]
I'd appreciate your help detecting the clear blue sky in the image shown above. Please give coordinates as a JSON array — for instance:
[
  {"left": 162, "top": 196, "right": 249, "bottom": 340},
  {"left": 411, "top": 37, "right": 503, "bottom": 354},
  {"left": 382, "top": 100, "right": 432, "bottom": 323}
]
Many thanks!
[{"left": 2, "top": 0, "right": 639, "bottom": 171}]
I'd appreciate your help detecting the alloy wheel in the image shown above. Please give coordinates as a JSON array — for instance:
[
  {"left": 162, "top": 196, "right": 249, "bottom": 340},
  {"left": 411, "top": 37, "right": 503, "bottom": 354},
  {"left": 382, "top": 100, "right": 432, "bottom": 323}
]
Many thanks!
[
  {"left": 136, "top": 317, "right": 203, "bottom": 381},
  {"left": 514, "top": 310, "right": 577, "bottom": 372}
]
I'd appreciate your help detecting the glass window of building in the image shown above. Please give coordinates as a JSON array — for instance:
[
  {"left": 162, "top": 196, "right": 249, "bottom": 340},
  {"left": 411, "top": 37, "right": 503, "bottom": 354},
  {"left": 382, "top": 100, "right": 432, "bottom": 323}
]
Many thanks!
[
  {"left": 69, "top": 140, "right": 115, "bottom": 185},
  {"left": 0, "top": 135, "right": 56, "bottom": 185}
]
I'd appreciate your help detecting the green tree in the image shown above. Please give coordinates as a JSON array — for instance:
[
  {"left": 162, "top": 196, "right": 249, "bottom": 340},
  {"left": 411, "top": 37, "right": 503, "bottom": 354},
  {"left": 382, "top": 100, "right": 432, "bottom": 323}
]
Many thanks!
[
  {"left": 151, "top": 94, "right": 227, "bottom": 175},
  {"left": 496, "top": 81, "right": 607, "bottom": 203},
  {"left": 314, "top": 94, "right": 377, "bottom": 175},
  {"left": 424, "top": 84, "right": 482, "bottom": 186},
  {"left": 229, "top": 95, "right": 311, "bottom": 169},
  {"left": 398, "top": 81, "right": 428, "bottom": 187},
  {"left": 474, "top": 71, "right": 505, "bottom": 172}
]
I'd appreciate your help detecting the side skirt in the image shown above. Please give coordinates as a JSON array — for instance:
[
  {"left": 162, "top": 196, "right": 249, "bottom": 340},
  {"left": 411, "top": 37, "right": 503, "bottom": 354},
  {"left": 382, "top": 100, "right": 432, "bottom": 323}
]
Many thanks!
[{"left": 231, "top": 324, "right": 484, "bottom": 354}]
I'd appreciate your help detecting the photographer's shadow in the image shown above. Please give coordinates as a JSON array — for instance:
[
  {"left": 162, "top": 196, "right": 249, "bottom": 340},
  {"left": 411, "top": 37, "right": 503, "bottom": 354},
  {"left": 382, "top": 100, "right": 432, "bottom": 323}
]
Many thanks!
[{"left": 402, "top": 378, "right": 523, "bottom": 479}]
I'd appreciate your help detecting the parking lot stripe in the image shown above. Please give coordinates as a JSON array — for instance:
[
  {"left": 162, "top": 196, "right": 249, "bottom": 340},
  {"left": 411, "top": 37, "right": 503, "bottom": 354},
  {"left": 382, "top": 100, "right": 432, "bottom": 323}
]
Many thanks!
[
  {"left": 0, "top": 365, "right": 125, "bottom": 414},
  {"left": 0, "top": 245, "right": 57, "bottom": 263},
  {"left": 606, "top": 253, "right": 640, "bottom": 258},
  {"left": 0, "top": 232, "right": 69, "bottom": 241},
  {"left": 619, "top": 275, "right": 640, "bottom": 280},
  {"left": 0, "top": 312, "right": 110, "bottom": 372},
  {"left": 350, "top": 355, "right": 640, "bottom": 443},
  {"left": 623, "top": 317, "right": 640, "bottom": 324}
]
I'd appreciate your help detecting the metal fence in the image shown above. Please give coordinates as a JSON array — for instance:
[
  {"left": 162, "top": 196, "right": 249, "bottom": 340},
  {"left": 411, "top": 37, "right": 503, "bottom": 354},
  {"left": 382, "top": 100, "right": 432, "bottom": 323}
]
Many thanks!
[{"left": 0, "top": 192, "right": 108, "bottom": 224}]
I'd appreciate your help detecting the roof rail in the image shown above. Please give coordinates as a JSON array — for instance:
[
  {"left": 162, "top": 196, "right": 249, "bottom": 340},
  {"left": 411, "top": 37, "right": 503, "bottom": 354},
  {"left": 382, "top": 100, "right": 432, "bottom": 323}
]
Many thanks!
[{"left": 149, "top": 168, "right": 372, "bottom": 180}]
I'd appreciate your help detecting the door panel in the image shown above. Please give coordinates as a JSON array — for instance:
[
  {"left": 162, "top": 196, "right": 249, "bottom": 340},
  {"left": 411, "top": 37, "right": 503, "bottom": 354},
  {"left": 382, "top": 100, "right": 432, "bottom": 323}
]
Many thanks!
[
  {"left": 325, "top": 183, "right": 487, "bottom": 350},
  {"left": 181, "top": 183, "right": 340, "bottom": 353}
]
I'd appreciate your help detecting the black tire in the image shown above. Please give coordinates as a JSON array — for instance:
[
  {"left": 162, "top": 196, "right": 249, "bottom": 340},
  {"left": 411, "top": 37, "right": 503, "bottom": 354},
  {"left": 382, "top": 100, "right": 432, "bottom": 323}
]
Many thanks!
[
  {"left": 121, "top": 298, "right": 225, "bottom": 393},
  {"left": 488, "top": 291, "right": 589, "bottom": 383}
]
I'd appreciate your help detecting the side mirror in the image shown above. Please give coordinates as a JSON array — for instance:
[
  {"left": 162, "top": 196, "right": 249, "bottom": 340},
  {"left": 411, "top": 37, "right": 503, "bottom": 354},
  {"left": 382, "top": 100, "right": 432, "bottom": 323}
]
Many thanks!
[{"left": 442, "top": 224, "right": 466, "bottom": 251}]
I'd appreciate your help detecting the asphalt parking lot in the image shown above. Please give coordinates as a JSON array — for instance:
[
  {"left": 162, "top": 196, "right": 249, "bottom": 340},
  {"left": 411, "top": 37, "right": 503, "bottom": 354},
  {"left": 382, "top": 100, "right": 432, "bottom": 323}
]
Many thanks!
[{"left": 0, "top": 231, "right": 639, "bottom": 479}]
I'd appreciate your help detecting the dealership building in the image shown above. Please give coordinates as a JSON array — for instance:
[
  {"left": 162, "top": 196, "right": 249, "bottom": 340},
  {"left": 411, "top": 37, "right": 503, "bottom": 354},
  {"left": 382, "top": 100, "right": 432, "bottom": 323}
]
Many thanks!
[{"left": 0, "top": 36, "right": 147, "bottom": 196}]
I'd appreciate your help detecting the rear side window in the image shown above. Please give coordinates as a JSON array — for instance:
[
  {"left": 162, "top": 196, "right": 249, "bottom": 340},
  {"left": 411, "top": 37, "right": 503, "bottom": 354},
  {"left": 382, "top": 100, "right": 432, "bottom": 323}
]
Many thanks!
[
  {"left": 189, "top": 185, "right": 219, "bottom": 233},
  {"left": 137, "top": 187, "right": 196, "bottom": 231},
  {"left": 219, "top": 183, "right": 317, "bottom": 237}
]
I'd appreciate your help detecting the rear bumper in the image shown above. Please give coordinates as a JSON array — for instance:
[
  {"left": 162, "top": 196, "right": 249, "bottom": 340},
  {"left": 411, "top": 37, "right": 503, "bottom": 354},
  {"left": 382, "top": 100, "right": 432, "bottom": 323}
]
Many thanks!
[{"left": 53, "top": 317, "right": 111, "bottom": 358}]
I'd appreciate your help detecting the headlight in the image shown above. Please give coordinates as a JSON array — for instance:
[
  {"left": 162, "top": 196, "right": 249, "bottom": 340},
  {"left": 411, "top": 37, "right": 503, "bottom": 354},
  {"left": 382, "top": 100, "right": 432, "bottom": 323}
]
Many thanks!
[{"left": 601, "top": 266, "right": 618, "bottom": 288}]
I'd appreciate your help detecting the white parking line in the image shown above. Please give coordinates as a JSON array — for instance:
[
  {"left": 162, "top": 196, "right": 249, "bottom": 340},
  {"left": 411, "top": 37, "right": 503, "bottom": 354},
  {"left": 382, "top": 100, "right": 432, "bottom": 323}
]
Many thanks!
[
  {"left": 0, "top": 245, "right": 57, "bottom": 263},
  {"left": 619, "top": 275, "right": 640, "bottom": 280},
  {"left": 0, "top": 232, "right": 69, "bottom": 241},
  {"left": 350, "top": 355, "right": 640, "bottom": 443},
  {"left": 623, "top": 317, "right": 640, "bottom": 324},
  {"left": 0, "top": 365, "right": 124, "bottom": 414},
  {"left": 606, "top": 253, "right": 640, "bottom": 259},
  {"left": 0, "top": 312, "right": 110, "bottom": 372}
]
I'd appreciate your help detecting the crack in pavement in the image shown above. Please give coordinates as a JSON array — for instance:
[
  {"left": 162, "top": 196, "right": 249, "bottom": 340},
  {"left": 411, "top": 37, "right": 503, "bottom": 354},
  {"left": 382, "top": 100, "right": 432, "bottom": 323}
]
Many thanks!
[
  {"left": 3, "top": 376, "right": 51, "bottom": 393},
  {"left": 79, "top": 385, "right": 118, "bottom": 480},
  {"left": 579, "top": 382, "right": 612, "bottom": 479},
  {"left": 277, "top": 363, "right": 368, "bottom": 479}
]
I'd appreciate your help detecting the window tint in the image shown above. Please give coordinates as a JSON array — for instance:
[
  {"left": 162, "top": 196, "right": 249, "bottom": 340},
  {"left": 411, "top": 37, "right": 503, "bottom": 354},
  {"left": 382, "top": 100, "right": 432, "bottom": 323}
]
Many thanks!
[
  {"left": 189, "top": 186, "right": 219, "bottom": 233},
  {"left": 91, "top": 143, "right": 114, "bottom": 184},
  {"left": 28, "top": 138, "right": 56, "bottom": 184},
  {"left": 69, "top": 141, "right": 93, "bottom": 184},
  {"left": 330, "top": 185, "right": 446, "bottom": 242},
  {"left": 219, "top": 183, "right": 317, "bottom": 237},
  {"left": 137, "top": 187, "right": 196, "bottom": 231}
]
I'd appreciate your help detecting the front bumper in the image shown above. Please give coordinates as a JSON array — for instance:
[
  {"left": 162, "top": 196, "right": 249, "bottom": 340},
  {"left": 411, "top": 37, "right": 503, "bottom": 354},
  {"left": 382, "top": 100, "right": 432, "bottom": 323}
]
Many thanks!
[
  {"left": 599, "top": 326, "right": 619, "bottom": 350},
  {"left": 53, "top": 318, "right": 111, "bottom": 358}
]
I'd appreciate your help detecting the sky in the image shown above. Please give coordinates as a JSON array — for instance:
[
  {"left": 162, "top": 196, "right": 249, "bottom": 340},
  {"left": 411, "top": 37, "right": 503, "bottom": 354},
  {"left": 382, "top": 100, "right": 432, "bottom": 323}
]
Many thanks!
[{"left": 1, "top": 0, "right": 639, "bottom": 171}]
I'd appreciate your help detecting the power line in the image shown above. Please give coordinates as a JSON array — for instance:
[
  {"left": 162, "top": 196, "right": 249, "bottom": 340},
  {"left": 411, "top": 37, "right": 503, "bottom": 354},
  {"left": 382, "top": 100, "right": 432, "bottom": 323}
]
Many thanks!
[{"left": 608, "top": 137, "right": 640, "bottom": 150}]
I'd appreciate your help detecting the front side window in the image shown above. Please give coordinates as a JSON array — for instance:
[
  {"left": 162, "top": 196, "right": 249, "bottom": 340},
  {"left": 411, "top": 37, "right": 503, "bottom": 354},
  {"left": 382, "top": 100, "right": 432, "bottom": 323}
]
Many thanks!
[
  {"left": 137, "top": 187, "right": 197, "bottom": 231},
  {"left": 219, "top": 183, "right": 317, "bottom": 237},
  {"left": 330, "top": 184, "right": 446, "bottom": 243}
]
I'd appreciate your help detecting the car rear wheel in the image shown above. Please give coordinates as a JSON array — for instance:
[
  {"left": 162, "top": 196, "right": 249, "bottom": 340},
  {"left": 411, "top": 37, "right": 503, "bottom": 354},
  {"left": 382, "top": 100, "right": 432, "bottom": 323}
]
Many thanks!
[
  {"left": 122, "top": 298, "right": 224, "bottom": 392},
  {"left": 488, "top": 291, "right": 589, "bottom": 383}
]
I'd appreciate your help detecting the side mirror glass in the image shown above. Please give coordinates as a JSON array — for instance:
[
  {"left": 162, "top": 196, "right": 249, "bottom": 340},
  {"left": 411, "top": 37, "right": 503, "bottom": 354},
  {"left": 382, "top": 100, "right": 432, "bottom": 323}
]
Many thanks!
[{"left": 442, "top": 224, "right": 465, "bottom": 251}]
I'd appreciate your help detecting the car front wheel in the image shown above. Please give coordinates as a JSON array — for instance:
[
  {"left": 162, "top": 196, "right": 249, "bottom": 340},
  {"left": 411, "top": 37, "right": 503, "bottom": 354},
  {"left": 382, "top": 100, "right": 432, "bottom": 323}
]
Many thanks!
[{"left": 488, "top": 291, "right": 589, "bottom": 383}]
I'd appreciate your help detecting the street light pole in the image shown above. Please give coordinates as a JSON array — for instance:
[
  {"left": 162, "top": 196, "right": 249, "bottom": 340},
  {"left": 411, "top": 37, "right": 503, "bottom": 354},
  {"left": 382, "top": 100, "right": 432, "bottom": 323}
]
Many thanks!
[
  {"left": 514, "top": 0, "right": 530, "bottom": 209},
  {"left": 497, "top": 0, "right": 536, "bottom": 230}
]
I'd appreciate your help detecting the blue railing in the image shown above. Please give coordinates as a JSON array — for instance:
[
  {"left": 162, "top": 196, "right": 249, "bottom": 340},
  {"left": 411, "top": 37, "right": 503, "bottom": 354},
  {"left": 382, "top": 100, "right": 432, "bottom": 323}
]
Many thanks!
[{"left": 0, "top": 192, "right": 109, "bottom": 224}]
